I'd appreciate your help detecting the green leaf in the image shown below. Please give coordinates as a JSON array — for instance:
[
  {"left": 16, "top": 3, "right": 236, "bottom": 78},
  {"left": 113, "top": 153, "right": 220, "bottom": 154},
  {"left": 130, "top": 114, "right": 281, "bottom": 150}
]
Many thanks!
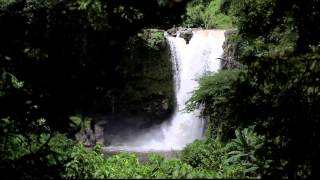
[{"left": 244, "top": 166, "right": 259, "bottom": 174}]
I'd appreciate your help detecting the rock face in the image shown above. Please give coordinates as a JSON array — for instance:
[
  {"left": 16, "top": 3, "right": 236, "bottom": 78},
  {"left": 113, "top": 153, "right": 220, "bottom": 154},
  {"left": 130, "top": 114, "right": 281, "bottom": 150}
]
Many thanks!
[
  {"left": 221, "top": 28, "right": 243, "bottom": 69},
  {"left": 79, "top": 29, "right": 176, "bottom": 146},
  {"left": 117, "top": 29, "right": 175, "bottom": 121}
]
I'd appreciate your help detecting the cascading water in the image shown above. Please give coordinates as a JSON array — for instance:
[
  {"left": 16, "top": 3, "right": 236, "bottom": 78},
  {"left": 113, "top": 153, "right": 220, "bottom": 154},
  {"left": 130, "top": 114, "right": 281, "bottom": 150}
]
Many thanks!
[{"left": 106, "top": 29, "right": 225, "bottom": 152}]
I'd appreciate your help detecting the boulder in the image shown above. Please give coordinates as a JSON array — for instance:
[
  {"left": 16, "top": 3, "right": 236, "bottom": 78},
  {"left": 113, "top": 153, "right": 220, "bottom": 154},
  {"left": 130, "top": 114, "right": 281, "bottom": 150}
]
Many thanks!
[
  {"left": 178, "top": 29, "right": 193, "bottom": 44},
  {"left": 166, "top": 27, "right": 196, "bottom": 44},
  {"left": 166, "top": 27, "right": 178, "bottom": 37}
]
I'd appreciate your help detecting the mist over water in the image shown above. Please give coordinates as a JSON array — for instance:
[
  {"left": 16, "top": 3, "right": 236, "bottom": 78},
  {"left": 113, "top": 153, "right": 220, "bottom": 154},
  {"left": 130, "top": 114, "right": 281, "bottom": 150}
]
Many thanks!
[{"left": 107, "top": 29, "right": 226, "bottom": 152}]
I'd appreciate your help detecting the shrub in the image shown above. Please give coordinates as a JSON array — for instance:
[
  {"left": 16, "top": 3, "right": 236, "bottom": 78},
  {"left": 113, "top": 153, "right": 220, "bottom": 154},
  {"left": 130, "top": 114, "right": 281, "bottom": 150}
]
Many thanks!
[
  {"left": 186, "top": 69, "right": 243, "bottom": 141},
  {"left": 0, "top": 119, "right": 75, "bottom": 179},
  {"left": 181, "top": 140, "right": 226, "bottom": 170},
  {"left": 64, "top": 144, "right": 106, "bottom": 178},
  {"left": 145, "top": 153, "right": 217, "bottom": 179},
  {"left": 135, "top": 29, "right": 165, "bottom": 50},
  {"left": 180, "top": 139, "right": 248, "bottom": 178},
  {"left": 225, "top": 126, "right": 267, "bottom": 178},
  {"left": 181, "top": 127, "right": 265, "bottom": 178},
  {"left": 63, "top": 145, "right": 218, "bottom": 179}
]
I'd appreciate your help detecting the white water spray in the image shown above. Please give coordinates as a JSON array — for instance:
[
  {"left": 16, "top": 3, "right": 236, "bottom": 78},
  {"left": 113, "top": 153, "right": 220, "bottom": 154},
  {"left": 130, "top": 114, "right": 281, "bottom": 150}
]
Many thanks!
[{"left": 107, "top": 29, "right": 225, "bottom": 151}]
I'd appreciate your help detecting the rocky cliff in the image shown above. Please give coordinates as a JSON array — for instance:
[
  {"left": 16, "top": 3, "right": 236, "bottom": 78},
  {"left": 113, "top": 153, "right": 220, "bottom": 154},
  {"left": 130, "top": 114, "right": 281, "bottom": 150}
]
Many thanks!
[
  {"left": 221, "top": 29, "right": 243, "bottom": 69},
  {"left": 76, "top": 29, "right": 176, "bottom": 146}
]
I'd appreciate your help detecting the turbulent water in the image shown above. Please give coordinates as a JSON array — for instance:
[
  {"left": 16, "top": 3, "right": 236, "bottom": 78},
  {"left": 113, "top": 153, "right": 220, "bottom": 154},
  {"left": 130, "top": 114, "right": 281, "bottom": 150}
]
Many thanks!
[{"left": 106, "top": 29, "right": 225, "bottom": 152}]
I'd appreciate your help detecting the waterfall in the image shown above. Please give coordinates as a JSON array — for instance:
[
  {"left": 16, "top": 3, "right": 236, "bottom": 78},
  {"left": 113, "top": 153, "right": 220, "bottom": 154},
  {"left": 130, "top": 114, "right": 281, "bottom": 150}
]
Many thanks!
[{"left": 107, "top": 29, "right": 225, "bottom": 151}]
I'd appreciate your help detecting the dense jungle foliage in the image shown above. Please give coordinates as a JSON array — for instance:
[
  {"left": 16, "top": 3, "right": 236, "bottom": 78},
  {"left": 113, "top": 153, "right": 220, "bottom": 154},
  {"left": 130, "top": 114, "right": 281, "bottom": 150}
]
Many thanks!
[
  {"left": 186, "top": 0, "right": 320, "bottom": 178},
  {"left": 1, "top": 0, "right": 320, "bottom": 179},
  {"left": 182, "top": 0, "right": 233, "bottom": 28},
  {"left": 0, "top": 0, "right": 188, "bottom": 178}
]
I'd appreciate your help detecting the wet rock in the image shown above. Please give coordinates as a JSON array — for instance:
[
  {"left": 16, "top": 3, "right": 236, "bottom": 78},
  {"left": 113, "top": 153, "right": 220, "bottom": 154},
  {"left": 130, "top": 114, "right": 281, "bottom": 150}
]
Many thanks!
[
  {"left": 75, "top": 123, "right": 105, "bottom": 147},
  {"left": 167, "top": 27, "right": 178, "bottom": 37},
  {"left": 178, "top": 30, "right": 193, "bottom": 44},
  {"left": 75, "top": 128, "right": 96, "bottom": 147},
  {"left": 166, "top": 27, "right": 199, "bottom": 44}
]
